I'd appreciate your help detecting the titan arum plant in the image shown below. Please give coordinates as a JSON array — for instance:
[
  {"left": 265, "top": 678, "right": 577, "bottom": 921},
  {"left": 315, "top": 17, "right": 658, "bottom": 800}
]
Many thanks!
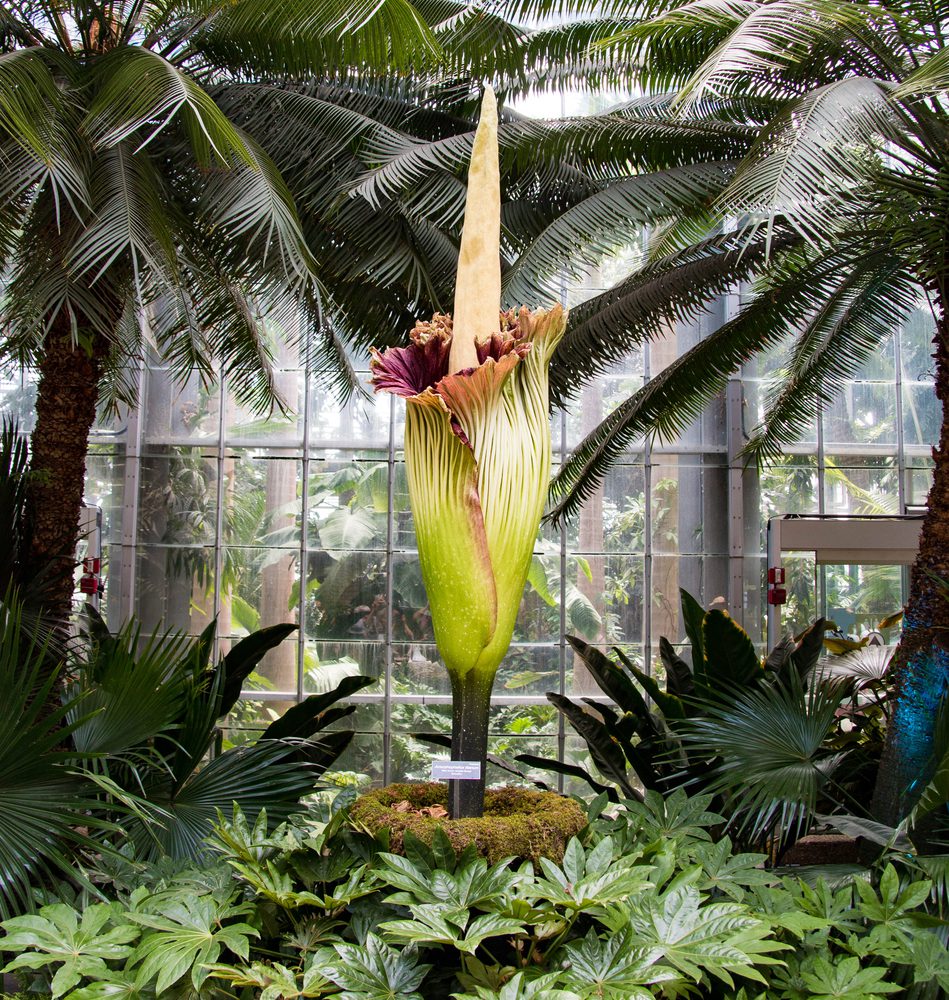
[{"left": 371, "top": 88, "right": 566, "bottom": 818}]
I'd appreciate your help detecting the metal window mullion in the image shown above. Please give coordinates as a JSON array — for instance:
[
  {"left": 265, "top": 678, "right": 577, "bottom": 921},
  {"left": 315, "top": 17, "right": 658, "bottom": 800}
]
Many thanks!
[
  {"left": 643, "top": 341, "right": 652, "bottom": 675},
  {"left": 298, "top": 349, "right": 312, "bottom": 706},
  {"left": 895, "top": 322, "right": 907, "bottom": 514},
  {"left": 212, "top": 372, "right": 227, "bottom": 661},
  {"left": 557, "top": 407, "right": 567, "bottom": 791},
  {"left": 118, "top": 356, "right": 146, "bottom": 625},
  {"left": 383, "top": 393, "right": 396, "bottom": 784},
  {"left": 816, "top": 394, "right": 826, "bottom": 618}
]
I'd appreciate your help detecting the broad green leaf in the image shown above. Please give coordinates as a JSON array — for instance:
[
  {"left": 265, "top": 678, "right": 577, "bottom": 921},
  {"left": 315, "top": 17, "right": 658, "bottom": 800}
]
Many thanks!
[
  {"left": 317, "top": 934, "right": 430, "bottom": 999},
  {"left": 127, "top": 896, "right": 258, "bottom": 992},
  {"left": 701, "top": 610, "right": 761, "bottom": 691},
  {"left": 799, "top": 954, "right": 900, "bottom": 999},
  {"left": 558, "top": 926, "right": 679, "bottom": 999}
]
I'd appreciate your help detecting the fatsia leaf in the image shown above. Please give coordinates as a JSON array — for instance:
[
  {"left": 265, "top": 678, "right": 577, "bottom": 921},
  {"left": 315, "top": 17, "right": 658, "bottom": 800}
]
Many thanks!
[
  {"left": 798, "top": 954, "right": 900, "bottom": 999},
  {"left": 2, "top": 903, "right": 139, "bottom": 997},
  {"left": 127, "top": 895, "right": 258, "bottom": 993},
  {"left": 452, "top": 970, "right": 581, "bottom": 1000},
  {"left": 558, "top": 925, "right": 680, "bottom": 999},
  {"left": 316, "top": 933, "right": 431, "bottom": 998},
  {"left": 618, "top": 870, "right": 786, "bottom": 986}
]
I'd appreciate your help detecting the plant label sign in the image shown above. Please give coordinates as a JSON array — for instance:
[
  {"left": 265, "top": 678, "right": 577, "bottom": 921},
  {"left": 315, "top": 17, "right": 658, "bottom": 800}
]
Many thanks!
[{"left": 432, "top": 760, "right": 482, "bottom": 781}]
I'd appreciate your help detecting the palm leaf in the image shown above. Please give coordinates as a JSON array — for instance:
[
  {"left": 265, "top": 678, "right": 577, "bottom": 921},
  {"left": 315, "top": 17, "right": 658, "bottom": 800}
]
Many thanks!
[
  {"left": 670, "top": 1, "right": 878, "bottom": 107},
  {"left": 502, "top": 163, "right": 732, "bottom": 305},
  {"left": 743, "top": 257, "right": 918, "bottom": 463},
  {"left": 191, "top": 0, "right": 442, "bottom": 77},
  {"left": 0, "top": 597, "right": 116, "bottom": 916},
  {"left": 84, "top": 45, "right": 255, "bottom": 166},
  {"left": 134, "top": 740, "right": 322, "bottom": 860},
  {"left": 66, "top": 142, "right": 181, "bottom": 288},
  {"left": 0, "top": 47, "right": 87, "bottom": 210},
  {"left": 719, "top": 76, "right": 895, "bottom": 250},
  {"left": 681, "top": 673, "right": 853, "bottom": 841},
  {"left": 548, "top": 228, "right": 798, "bottom": 410}
]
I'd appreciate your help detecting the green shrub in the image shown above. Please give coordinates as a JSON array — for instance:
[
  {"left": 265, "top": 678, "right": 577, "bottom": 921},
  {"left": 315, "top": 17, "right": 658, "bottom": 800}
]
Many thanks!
[{"left": 4, "top": 790, "right": 949, "bottom": 998}]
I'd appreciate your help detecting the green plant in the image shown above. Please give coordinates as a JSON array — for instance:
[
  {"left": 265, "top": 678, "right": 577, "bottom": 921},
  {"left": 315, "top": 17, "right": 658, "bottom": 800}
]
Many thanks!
[
  {"left": 534, "top": 0, "right": 949, "bottom": 830},
  {"left": 370, "top": 90, "right": 568, "bottom": 819},
  {"left": 520, "top": 590, "right": 827, "bottom": 823},
  {"left": 0, "top": 594, "right": 114, "bottom": 918},
  {"left": 9, "top": 788, "right": 949, "bottom": 999},
  {"left": 74, "top": 608, "right": 373, "bottom": 860}
]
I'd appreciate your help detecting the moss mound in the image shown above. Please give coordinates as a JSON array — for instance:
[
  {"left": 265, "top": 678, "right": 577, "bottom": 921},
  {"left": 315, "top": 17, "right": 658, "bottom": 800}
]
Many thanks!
[{"left": 349, "top": 782, "right": 586, "bottom": 864}]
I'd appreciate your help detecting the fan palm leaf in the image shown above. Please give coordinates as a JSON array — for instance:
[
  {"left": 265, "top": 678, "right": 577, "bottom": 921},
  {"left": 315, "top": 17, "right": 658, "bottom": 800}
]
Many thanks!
[
  {"left": 680, "top": 673, "right": 854, "bottom": 841},
  {"left": 0, "top": 595, "right": 120, "bottom": 916}
]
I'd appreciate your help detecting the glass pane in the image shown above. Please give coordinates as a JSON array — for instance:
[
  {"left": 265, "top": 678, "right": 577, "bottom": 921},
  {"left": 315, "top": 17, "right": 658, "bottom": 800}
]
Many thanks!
[
  {"left": 138, "top": 448, "right": 217, "bottom": 545},
  {"left": 143, "top": 367, "right": 220, "bottom": 444},
  {"left": 903, "top": 380, "right": 939, "bottom": 452},
  {"left": 906, "top": 457, "right": 934, "bottom": 507},
  {"left": 311, "top": 384, "right": 390, "bottom": 450},
  {"left": 227, "top": 369, "right": 303, "bottom": 446},
  {"left": 134, "top": 545, "right": 215, "bottom": 634},
  {"left": 822, "top": 563, "right": 905, "bottom": 636},
  {"left": 822, "top": 381, "right": 897, "bottom": 450},
  {"left": 823, "top": 457, "right": 899, "bottom": 515}
]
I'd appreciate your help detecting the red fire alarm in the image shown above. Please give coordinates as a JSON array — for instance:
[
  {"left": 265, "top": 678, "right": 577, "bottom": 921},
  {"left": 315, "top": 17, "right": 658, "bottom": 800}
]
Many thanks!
[{"left": 79, "top": 557, "right": 102, "bottom": 596}]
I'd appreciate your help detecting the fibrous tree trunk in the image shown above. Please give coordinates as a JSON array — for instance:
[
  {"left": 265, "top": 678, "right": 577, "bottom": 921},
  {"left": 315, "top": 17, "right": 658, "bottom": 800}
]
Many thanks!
[
  {"left": 28, "top": 320, "right": 106, "bottom": 631},
  {"left": 872, "top": 300, "right": 949, "bottom": 825}
]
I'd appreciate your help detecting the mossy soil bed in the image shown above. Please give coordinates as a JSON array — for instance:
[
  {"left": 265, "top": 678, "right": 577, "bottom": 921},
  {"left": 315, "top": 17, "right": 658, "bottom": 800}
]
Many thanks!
[{"left": 349, "top": 782, "right": 586, "bottom": 863}]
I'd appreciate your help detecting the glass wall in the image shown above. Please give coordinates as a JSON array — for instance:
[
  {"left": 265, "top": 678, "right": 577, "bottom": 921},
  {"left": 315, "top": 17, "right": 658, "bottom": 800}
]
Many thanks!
[{"left": 0, "top": 283, "right": 926, "bottom": 788}]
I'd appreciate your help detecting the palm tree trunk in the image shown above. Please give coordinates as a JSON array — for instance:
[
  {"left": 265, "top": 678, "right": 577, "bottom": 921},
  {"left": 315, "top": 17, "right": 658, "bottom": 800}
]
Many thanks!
[
  {"left": 27, "top": 319, "right": 105, "bottom": 629},
  {"left": 872, "top": 302, "right": 949, "bottom": 825}
]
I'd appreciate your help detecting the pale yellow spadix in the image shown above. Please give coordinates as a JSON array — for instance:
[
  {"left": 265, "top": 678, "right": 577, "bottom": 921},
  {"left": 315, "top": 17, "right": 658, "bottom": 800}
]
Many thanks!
[{"left": 448, "top": 85, "right": 500, "bottom": 374}]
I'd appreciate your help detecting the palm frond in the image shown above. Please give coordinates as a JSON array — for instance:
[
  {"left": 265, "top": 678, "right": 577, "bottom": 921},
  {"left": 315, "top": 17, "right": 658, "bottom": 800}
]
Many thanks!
[
  {"left": 680, "top": 673, "right": 853, "bottom": 842},
  {"left": 670, "top": 1, "right": 880, "bottom": 107},
  {"left": 0, "top": 596, "right": 114, "bottom": 916},
  {"left": 68, "top": 623, "right": 193, "bottom": 756},
  {"left": 549, "top": 227, "right": 798, "bottom": 408},
  {"left": 719, "top": 76, "right": 895, "bottom": 251},
  {"left": 894, "top": 45, "right": 949, "bottom": 98},
  {"left": 548, "top": 232, "right": 836, "bottom": 526},
  {"left": 743, "top": 256, "right": 918, "bottom": 464},
  {"left": 199, "top": 129, "right": 318, "bottom": 285},
  {"left": 66, "top": 142, "right": 181, "bottom": 290},
  {"left": 84, "top": 46, "right": 254, "bottom": 167},
  {"left": 0, "top": 47, "right": 87, "bottom": 211},
  {"left": 503, "top": 163, "right": 733, "bottom": 305},
  {"left": 133, "top": 740, "right": 320, "bottom": 860},
  {"left": 190, "top": 0, "right": 442, "bottom": 77}
]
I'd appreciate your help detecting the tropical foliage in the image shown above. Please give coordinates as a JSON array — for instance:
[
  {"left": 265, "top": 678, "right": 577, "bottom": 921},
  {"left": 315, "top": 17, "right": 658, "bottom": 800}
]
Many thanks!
[
  {"left": 0, "top": 0, "right": 637, "bottom": 621},
  {"left": 520, "top": 589, "right": 890, "bottom": 852},
  {"left": 5, "top": 791, "right": 949, "bottom": 999},
  {"left": 525, "top": 0, "right": 949, "bottom": 824},
  {"left": 0, "top": 589, "right": 368, "bottom": 918}
]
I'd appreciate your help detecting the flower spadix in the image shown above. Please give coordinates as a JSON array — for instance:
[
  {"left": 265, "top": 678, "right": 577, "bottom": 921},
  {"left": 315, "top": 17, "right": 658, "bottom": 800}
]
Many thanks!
[{"left": 370, "top": 87, "right": 567, "bottom": 687}]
